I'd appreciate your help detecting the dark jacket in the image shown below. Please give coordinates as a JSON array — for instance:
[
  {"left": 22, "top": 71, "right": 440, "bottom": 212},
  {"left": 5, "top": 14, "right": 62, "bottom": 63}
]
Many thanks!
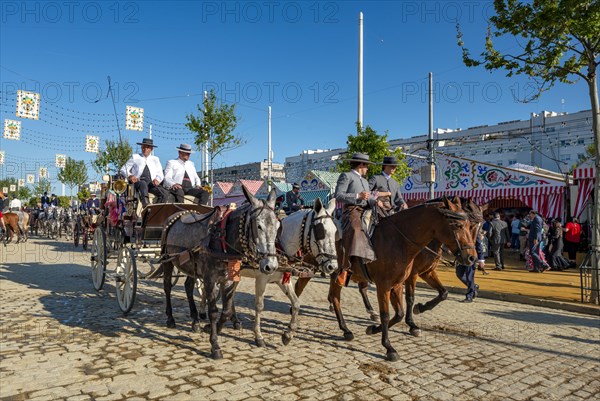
[
  {"left": 527, "top": 214, "right": 544, "bottom": 243},
  {"left": 285, "top": 190, "right": 304, "bottom": 213}
]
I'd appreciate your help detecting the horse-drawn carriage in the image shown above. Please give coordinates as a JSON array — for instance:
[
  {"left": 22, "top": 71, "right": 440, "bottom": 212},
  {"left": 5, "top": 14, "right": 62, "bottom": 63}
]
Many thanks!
[{"left": 89, "top": 175, "right": 212, "bottom": 313}]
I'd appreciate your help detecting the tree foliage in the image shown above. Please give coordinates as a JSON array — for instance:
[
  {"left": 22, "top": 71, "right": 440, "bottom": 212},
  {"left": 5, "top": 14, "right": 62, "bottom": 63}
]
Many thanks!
[
  {"left": 186, "top": 89, "right": 244, "bottom": 184},
  {"left": 338, "top": 123, "right": 411, "bottom": 183},
  {"left": 57, "top": 157, "right": 89, "bottom": 196},
  {"left": 92, "top": 140, "right": 132, "bottom": 175},
  {"left": 32, "top": 178, "right": 51, "bottom": 197}
]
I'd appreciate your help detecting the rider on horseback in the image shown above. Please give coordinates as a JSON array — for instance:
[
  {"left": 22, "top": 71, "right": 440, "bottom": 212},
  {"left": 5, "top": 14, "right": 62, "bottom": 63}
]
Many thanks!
[{"left": 0, "top": 192, "right": 7, "bottom": 243}]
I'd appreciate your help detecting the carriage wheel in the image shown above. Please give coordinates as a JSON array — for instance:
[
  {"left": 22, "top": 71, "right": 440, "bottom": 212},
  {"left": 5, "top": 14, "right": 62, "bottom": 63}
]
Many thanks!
[
  {"left": 116, "top": 248, "right": 137, "bottom": 314},
  {"left": 91, "top": 227, "right": 107, "bottom": 291}
]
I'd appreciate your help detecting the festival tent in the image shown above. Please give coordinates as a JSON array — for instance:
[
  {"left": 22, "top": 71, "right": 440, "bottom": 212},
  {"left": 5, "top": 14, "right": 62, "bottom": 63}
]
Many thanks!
[
  {"left": 299, "top": 170, "right": 340, "bottom": 207},
  {"left": 402, "top": 152, "right": 567, "bottom": 218},
  {"left": 572, "top": 158, "right": 596, "bottom": 219}
]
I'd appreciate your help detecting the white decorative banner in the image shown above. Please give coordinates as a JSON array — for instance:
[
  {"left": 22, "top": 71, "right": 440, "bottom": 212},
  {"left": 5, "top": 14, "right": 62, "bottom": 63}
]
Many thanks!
[
  {"left": 55, "top": 154, "right": 66, "bottom": 168},
  {"left": 18, "top": 179, "right": 25, "bottom": 187},
  {"left": 27, "top": 174, "right": 35, "bottom": 184},
  {"left": 3, "top": 119, "right": 21, "bottom": 140},
  {"left": 9, "top": 184, "right": 16, "bottom": 192},
  {"left": 125, "top": 106, "right": 144, "bottom": 131},
  {"left": 0, "top": 151, "right": 4, "bottom": 165},
  {"left": 2, "top": 187, "right": 7, "bottom": 193},
  {"left": 39, "top": 167, "right": 48, "bottom": 178},
  {"left": 16, "top": 90, "right": 40, "bottom": 120},
  {"left": 85, "top": 135, "right": 99, "bottom": 153}
]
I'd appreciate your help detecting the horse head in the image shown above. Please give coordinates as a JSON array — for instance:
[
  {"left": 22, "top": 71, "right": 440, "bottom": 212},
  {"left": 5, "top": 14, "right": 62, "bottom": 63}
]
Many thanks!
[
  {"left": 243, "top": 186, "right": 280, "bottom": 275},
  {"left": 438, "top": 196, "right": 477, "bottom": 266},
  {"left": 309, "top": 198, "right": 339, "bottom": 275}
]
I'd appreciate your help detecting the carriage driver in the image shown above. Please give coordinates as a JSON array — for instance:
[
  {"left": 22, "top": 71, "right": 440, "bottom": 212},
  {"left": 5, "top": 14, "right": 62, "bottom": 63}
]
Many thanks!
[
  {"left": 163, "top": 144, "right": 209, "bottom": 205},
  {"left": 120, "top": 138, "right": 169, "bottom": 207},
  {"left": 368, "top": 155, "right": 407, "bottom": 218},
  {"left": 334, "top": 152, "right": 377, "bottom": 279}
]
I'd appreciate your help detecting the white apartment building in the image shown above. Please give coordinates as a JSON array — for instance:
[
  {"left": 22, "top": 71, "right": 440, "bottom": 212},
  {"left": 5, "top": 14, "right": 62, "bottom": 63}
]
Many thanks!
[
  {"left": 284, "top": 109, "right": 593, "bottom": 182},
  {"left": 210, "top": 160, "right": 286, "bottom": 182}
]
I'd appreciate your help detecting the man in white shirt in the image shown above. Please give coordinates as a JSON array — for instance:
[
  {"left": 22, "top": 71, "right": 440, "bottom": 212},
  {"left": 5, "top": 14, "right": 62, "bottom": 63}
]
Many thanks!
[
  {"left": 120, "top": 138, "right": 168, "bottom": 207},
  {"left": 9, "top": 197, "right": 22, "bottom": 212},
  {"left": 163, "top": 144, "right": 209, "bottom": 205}
]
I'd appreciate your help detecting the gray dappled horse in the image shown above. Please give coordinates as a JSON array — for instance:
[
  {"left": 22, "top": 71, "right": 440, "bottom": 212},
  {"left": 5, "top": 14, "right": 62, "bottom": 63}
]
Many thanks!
[
  {"left": 233, "top": 198, "right": 339, "bottom": 347},
  {"left": 153, "top": 186, "right": 279, "bottom": 359}
]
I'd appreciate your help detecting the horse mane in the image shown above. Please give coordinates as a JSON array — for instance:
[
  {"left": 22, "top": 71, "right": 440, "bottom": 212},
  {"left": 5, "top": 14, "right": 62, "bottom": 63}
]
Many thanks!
[{"left": 425, "top": 196, "right": 482, "bottom": 222}]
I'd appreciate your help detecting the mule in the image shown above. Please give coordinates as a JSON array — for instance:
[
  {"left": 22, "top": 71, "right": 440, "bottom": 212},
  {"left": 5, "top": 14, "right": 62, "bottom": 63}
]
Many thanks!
[
  {"left": 153, "top": 186, "right": 280, "bottom": 359},
  {"left": 328, "top": 197, "right": 477, "bottom": 361}
]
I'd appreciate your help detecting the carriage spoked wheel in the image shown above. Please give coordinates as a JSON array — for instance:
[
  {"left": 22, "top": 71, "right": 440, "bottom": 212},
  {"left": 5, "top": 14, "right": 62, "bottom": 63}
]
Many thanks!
[
  {"left": 91, "top": 227, "right": 107, "bottom": 291},
  {"left": 115, "top": 247, "right": 137, "bottom": 314}
]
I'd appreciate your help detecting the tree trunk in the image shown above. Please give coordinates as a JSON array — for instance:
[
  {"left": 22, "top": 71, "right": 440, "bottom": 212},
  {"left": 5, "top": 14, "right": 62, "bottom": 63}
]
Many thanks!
[{"left": 588, "top": 74, "right": 599, "bottom": 304}]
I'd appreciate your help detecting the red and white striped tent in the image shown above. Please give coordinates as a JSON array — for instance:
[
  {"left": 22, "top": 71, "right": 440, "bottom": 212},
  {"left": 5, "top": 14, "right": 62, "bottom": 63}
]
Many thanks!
[
  {"left": 572, "top": 159, "right": 596, "bottom": 219},
  {"left": 402, "top": 152, "right": 566, "bottom": 218}
]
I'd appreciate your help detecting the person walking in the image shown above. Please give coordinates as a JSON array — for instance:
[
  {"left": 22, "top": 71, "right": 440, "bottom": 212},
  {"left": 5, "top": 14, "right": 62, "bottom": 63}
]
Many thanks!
[
  {"left": 456, "top": 232, "right": 483, "bottom": 303},
  {"left": 564, "top": 217, "right": 582, "bottom": 265},
  {"left": 487, "top": 212, "right": 510, "bottom": 270},
  {"left": 526, "top": 210, "right": 551, "bottom": 272},
  {"left": 510, "top": 215, "right": 521, "bottom": 250}
]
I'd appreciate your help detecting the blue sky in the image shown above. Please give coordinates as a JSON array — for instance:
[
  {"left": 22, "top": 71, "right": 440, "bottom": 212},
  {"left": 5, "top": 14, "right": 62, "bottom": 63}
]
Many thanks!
[{"left": 0, "top": 1, "right": 590, "bottom": 194}]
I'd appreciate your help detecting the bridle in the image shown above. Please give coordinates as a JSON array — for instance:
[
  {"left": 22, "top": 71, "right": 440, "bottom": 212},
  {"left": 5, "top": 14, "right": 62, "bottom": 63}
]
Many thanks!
[
  {"left": 300, "top": 210, "right": 337, "bottom": 269},
  {"left": 239, "top": 202, "right": 278, "bottom": 264}
]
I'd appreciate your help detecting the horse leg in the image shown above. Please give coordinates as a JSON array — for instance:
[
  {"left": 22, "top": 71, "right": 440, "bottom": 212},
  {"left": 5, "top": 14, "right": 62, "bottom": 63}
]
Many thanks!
[
  {"left": 253, "top": 274, "right": 269, "bottom": 347},
  {"left": 328, "top": 273, "right": 354, "bottom": 341},
  {"left": 376, "top": 286, "right": 399, "bottom": 362},
  {"left": 358, "top": 281, "right": 379, "bottom": 322},
  {"left": 204, "top": 277, "right": 223, "bottom": 359},
  {"left": 293, "top": 276, "right": 311, "bottom": 297},
  {"left": 184, "top": 276, "right": 201, "bottom": 332},
  {"left": 196, "top": 278, "right": 208, "bottom": 321},
  {"left": 278, "top": 278, "right": 300, "bottom": 345},
  {"left": 366, "top": 284, "right": 405, "bottom": 335},
  {"left": 162, "top": 263, "right": 176, "bottom": 328},
  {"left": 413, "top": 270, "right": 448, "bottom": 315},
  {"left": 219, "top": 281, "right": 239, "bottom": 332},
  {"left": 404, "top": 273, "right": 422, "bottom": 337}
]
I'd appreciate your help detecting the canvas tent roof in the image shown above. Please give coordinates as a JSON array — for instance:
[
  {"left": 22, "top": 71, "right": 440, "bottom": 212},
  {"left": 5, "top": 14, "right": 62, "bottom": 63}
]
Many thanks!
[{"left": 402, "top": 152, "right": 566, "bottom": 217}]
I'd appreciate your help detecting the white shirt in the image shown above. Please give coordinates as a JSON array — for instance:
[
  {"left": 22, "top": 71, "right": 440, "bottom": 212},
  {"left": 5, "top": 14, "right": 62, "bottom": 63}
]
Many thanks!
[
  {"left": 120, "top": 153, "right": 164, "bottom": 182},
  {"left": 163, "top": 158, "right": 202, "bottom": 189},
  {"left": 9, "top": 198, "right": 22, "bottom": 211}
]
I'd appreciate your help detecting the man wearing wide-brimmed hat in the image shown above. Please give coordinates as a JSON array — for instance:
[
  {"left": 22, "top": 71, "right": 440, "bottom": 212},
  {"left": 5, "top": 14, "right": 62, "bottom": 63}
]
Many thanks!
[
  {"left": 120, "top": 138, "right": 168, "bottom": 207},
  {"left": 334, "top": 152, "right": 377, "bottom": 271},
  {"left": 368, "top": 155, "right": 407, "bottom": 218},
  {"left": 284, "top": 183, "right": 304, "bottom": 214},
  {"left": 163, "top": 144, "right": 209, "bottom": 205}
]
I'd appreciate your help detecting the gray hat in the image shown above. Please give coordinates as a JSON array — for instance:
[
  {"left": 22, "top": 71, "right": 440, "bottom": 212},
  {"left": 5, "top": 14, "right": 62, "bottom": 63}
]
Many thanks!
[
  {"left": 292, "top": 183, "right": 300, "bottom": 189},
  {"left": 380, "top": 156, "right": 400, "bottom": 166},
  {"left": 137, "top": 138, "right": 157, "bottom": 148},
  {"left": 176, "top": 144, "right": 194, "bottom": 153},
  {"left": 346, "top": 152, "right": 373, "bottom": 164}
]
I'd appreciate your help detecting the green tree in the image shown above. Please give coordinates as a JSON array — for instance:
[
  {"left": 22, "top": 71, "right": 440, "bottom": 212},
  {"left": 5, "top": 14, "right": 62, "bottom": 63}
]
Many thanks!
[
  {"left": 92, "top": 139, "right": 132, "bottom": 176},
  {"left": 338, "top": 124, "right": 411, "bottom": 183},
  {"left": 33, "top": 178, "right": 51, "bottom": 197},
  {"left": 17, "top": 186, "right": 32, "bottom": 202},
  {"left": 77, "top": 187, "right": 90, "bottom": 203},
  {"left": 457, "top": 0, "right": 600, "bottom": 302},
  {"left": 186, "top": 89, "right": 244, "bottom": 201},
  {"left": 57, "top": 157, "right": 89, "bottom": 198}
]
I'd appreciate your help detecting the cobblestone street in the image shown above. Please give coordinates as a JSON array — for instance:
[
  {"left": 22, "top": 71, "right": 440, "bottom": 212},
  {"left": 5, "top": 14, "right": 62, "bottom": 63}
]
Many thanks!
[{"left": 1, "top": 238, "right": 599, "bottom": 400}]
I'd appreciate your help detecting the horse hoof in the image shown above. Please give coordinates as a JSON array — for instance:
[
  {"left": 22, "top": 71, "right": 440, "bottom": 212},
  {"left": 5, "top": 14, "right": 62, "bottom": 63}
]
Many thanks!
[
  {"left": 282, "top": 332, "right": 292, "bottom": 346},
  {"left": 211, "top": 349, "right": 223, "bottom": 359},
  {"left": 199, "top": 312, "right": 207, "bottom": 321},
  {"left": 366, "top": 325, "right": 377, "bottom": 335},
  {"left": 386, "top": 352, "right": 400, "bottom": 362},
  {"left": 255, "top": 338, "right": 266, "bottom": 348},
  {"left": 329, "top": 304, "right": 334, "bottom": 312},
  {"left": 370, "top": 313, "right": 380, "bottom": 322},
  {"left": 191, "top": 321, "right": 201, "bottom": 332},
  {"left": 413, "top": 304, "right": 423, "bottom": 315},
  {"left": 166, "top": 320, "right": 176, "bottom": 329},
  {"left": 343, "top": 332, "right": 354, "bottom": 341},
  {"left": 409, "top": 328, "right": 422, "bottom": 337},
  {"left": 202, "top": 324, "right": 211, "bottom": 334},
  {"left": 233, "top": 322, "right": 241, "bottom": 330}
]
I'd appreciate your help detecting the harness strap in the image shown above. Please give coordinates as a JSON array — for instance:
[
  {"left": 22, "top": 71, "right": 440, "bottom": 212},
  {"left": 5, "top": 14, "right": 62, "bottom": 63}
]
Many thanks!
[{"left": 219, "top": 208, "right": 234, "bottom": 252}]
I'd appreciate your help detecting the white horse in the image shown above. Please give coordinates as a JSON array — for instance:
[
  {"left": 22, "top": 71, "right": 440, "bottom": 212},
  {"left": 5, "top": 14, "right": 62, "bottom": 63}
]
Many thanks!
[{"left": 229, "top": 197, "right": 339, "bottom": 346}]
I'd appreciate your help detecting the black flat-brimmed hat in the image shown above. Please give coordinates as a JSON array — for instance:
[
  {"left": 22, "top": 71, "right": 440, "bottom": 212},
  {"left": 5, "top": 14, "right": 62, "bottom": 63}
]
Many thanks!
[
  {"left": 176, "top": 144, "right": 194, "bottom": 153},
  {"left": 346, "top": 152, "right": 373, "bottom": 164},
  {"left": 292, "top": 183, "right": 300, "bottom": 189},
  {"left": 380, "top": 156, "right": 400, "bottom": 166},
  {"left": 136, "top": 138, "right": 157, "bottom": 148}
]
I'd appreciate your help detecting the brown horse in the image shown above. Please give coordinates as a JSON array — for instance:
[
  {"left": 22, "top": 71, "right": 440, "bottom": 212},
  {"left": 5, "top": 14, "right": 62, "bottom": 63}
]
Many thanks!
[
  {"left": 2, "top": 212, "right": 29, "bottom": 243},
  {"left": 327, "top": 197, "right": 476, "bottom": 361}
]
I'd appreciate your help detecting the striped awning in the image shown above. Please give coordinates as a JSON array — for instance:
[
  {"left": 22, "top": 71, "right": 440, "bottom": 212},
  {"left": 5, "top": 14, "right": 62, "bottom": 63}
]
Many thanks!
[
  {"left": 212, "top": 195, "right": 247, "bottom": 207},
  {"left": 404, "top": 186, "right": 565, "bottom": 218},
  {"left": 573, "top": 166, "right": 595, "bottom": 180}
]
